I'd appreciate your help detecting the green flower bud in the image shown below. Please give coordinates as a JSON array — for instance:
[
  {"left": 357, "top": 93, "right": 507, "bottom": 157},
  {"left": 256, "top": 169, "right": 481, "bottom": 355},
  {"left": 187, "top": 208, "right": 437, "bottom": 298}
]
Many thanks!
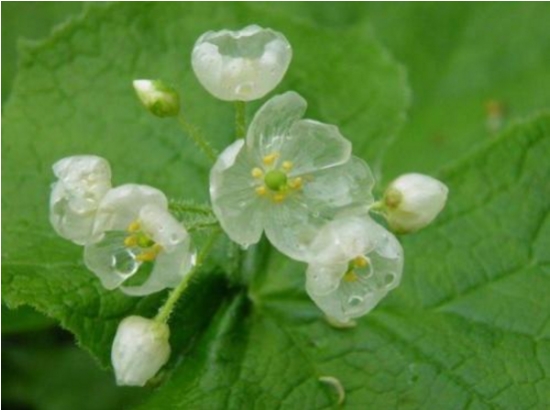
[{"left": 133, "top": 80, "right": 180, "bottom": 118}]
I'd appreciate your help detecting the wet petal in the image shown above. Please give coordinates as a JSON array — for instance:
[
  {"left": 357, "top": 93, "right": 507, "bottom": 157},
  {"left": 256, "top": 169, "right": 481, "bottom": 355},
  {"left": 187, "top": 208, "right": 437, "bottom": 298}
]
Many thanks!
[
  {"left": 84, "top": 231, "right": 141, "bottom": 290},
  {"left": 246, "top": 91, "right": 307, "bottom": 158},
  {"left": 210, "top": 140, "right": 264, "bottom": 248},
  {"left": 92, "top": 184, "right": 167, "bottom": 241},
  {"left": 283, "top": 119, "right": 351, "bottom": 175},
  {"left": 121, "top": 240, "right": 195, "bottom": 297}
]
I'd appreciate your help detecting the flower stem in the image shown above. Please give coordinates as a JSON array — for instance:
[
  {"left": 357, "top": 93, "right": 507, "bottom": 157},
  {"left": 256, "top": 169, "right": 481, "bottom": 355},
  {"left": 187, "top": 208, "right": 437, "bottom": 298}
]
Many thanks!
[
  {"left": 169, "top": 199, "right": 213, "bottom": 216},
  {"left": 154, "top": 229, "right": 221, "bottom": 324},
  {"left": 234, "top": 101, "right": 246, "bottom": 139},
  {"left": 177, "top": 114, "right": 217, "bottom": 162}
]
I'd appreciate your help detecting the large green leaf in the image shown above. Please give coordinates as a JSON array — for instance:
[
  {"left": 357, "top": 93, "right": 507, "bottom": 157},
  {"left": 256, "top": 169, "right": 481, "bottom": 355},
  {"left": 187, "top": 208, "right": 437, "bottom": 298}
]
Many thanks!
[
  {"left": 142, "top": 114, "right": 550, "bottom": 409},
  {"left": 1, "top": 2, "right": 407, "bottom": 367},
  {"left": 280, "top": 3, "right": 550, "bottom": 180}
]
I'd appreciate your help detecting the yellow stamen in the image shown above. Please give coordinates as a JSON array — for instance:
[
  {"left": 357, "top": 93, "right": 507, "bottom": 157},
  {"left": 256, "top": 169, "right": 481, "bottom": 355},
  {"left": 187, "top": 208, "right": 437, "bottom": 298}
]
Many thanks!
[
  {"left": 353, "top": 256, "right": 368, "bottom": 268},
  {"left": 282, "top": 161, "right": 293, "bottom": 171},
  {"left": 273, "top": 193, "right": 286, "bottom": 203},
  {"left": 289, "top": 177, "right": 303, "bottom": 190},
  {"left": 256, "top": 186, "right": 267, "bottom": 196},
  {"left": 262, "top": 152, "right": 279, "bottom": 166},
  {"left": 344, "top": 271, "right": 359, "bottom": 282},
  {"left": 127, "top": 221, "right": 141, "bottom": 233},
  {"left": 124, "top": 235, "right": 138, "bottom": 247},
  {"left": 135, "top": 251, "right": 157, "bottom": 262},
  {"left": 152, "top": 243, "right": 163, "bottom": 253},
  {"left": 251, "top": 167, "right": 264, "bottom": 178}
]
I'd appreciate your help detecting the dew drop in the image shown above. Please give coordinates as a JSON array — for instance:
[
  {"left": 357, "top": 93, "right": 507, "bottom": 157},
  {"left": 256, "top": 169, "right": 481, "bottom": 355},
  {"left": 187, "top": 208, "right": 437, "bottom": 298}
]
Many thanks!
[
  {"left": 348, "top": 296, "right": 363, "bottom": 307},
  {"left": 383, "top": 272, "right": 397, "bottom": 289},
  {"left": 111, "top": 249, "right": 139, "bottom": 277}
]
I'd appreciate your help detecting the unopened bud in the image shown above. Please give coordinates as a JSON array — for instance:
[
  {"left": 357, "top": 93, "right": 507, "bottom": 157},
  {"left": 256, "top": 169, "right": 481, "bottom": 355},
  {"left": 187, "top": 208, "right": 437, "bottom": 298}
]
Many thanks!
[
  {"left": 133, "top": 79, "right": 180, "bottom": 117},
  {"left": 111, "top": 316, "right": 171, "bottom": 386},
  {"left": 384, "top": 173, "right": 448, "bottom": 234}
]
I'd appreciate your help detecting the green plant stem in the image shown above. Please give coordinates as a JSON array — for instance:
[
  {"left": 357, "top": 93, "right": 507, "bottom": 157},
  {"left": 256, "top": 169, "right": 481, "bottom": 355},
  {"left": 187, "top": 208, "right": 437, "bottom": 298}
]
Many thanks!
[
  {"left": 154, "top": 229, "right": 221, "bottom": 324},
  {"left": 169, "top": 200, "right": 213, "bottom": 216},
  {"left": 234, "top": 101, "right": 246, "bottom": 139},
  {"left": 177, "top": 114, "right": 217, "bottom": 162}
]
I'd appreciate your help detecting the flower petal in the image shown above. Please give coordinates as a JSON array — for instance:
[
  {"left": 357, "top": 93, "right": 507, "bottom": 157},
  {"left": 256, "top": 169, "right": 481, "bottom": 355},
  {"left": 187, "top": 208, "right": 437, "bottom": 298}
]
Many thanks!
[
  {"left": 138, "top": 204, "right": 189, "bottom": 252},
  {"left": 302, "top": 156, "right": 375, "bottom": 214},
  {"left": 246, "top": 91, "right": 307, "bottom": 158},
  {"left": 121, "top": 240, "right": 195, "bottom": 297},
  {"left": 210, "top": 140, "right": 264, "bottom": 248},
  {"left": 84, "top": 231, "right": 141, "bottom": 290},
  {"left": 92, "top": 184, "right": 168, "bottom": 241},
  {"left": 283, "top": 119, "right": 351, "bottom": 175}
]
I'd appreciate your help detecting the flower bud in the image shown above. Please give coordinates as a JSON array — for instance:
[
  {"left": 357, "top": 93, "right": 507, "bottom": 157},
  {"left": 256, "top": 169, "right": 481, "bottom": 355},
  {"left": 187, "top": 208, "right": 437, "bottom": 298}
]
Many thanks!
[
  {"left": 133, "top": 80, "right": 180, "bottom": 117},
  {"left": 383, "top": 173, "right": 448, "bottom": 233},
  {"left": 191, "top": 25, "right": 292, "bottom": 101},
  {"left": 111, "top": 316, "right": 171, "bottom": 386}
]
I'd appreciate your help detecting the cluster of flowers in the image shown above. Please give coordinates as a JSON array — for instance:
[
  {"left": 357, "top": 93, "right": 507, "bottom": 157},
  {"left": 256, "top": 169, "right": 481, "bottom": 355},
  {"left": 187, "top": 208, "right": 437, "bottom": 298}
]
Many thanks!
[{"left": 50, "top": 25, "right": 447, "bottom": 387}]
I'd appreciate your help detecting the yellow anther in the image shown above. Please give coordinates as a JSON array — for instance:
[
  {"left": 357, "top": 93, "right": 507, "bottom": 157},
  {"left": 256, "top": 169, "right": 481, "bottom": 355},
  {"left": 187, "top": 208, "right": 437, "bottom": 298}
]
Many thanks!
[
  {"left": 251, "top": 167, "right": 264, "bottom": 178},
  {"left": 124, "top": 235, "right": 138, "bottom": 247},
  {"left": 273, "top": 193, "right": 286, "bottom": 203},
  {"left": 127, "top": 220, "right": 141, "bottom": 233},
  {"left": 256, "top": 186, "right": 267, "bottom": 196},
  {"left": 353, "top": 256, "right": 368, "bottom": 268},
  {"left": 135, "top": 251, "right": 157, "bottom": 262},
  {"left": 262, "top": 152, "right": 279, "bottom": 166},
  {"left": 289, "top": 177, "right": 303, "bottom": 190},
  {"left": 282, "top": 161, "right": 293, "bottom": 171},
  {"left": 344, "top": 271, "right": 359, "bottom": 282}
]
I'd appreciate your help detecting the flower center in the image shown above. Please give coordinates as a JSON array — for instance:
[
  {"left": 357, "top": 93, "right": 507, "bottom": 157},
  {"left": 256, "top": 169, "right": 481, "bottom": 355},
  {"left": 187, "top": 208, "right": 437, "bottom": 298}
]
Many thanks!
[
  {"left": 251, "top": 152, "right": 304, "bottom": 203},
  {"left": 264, "top": 170, "right": 288, "bottom": 191},
  {"left": 123, "top": 220, "right": 163, "bottom": 262}
]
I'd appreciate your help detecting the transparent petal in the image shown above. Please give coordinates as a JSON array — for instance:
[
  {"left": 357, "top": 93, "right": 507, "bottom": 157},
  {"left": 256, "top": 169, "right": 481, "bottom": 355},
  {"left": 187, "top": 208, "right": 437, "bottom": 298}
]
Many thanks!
[
  {"left": 282, "top": 119, "right": 351, "bottom": 175},
  {"left": 49, "top": 182, "right": 98, "bottom": 245},
  {"left": 50, "top": 156, "right": 111, "bottom": 244},
  {"left": 192, "top": 26, "right": 292, "bottom": 101},
  {"left": 305, "top": 262, "right": 347, "bottom": 297},
  {"left": 210, "top": 140, "right": 264, "bottom": 248},
  {"left": 121, "top": 240, "right": 195, "bottom": 297},
  {"left": 301, "top": 156, "right": 375, "bottom": 215},
  {"left": 138, "top": 204, "right": 189, "bottom": 252},
  {"left": 84, "top": 231, "right": 141, "bottom": 290},
  {"left": 263, "top": 196, "right": 325, "bottom": 261},
  {"left": 92, "top": 184, "right": 168, "bottom": 241},
  {"left": 246, "top": 91, "right": 307, "bottom": 158}
]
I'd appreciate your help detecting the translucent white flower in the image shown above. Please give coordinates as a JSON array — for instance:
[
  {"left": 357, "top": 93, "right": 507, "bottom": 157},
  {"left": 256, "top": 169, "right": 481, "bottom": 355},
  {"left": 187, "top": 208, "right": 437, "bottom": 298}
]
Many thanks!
[
  {"left": 50, "top": 155, "right": 112, "bottom": 245},
  {"left": 84, "top": 184, "right": 194, "bottom": 296},
  {"left": 305, "top": 215, "right": 404, "bottom": 323},
  {"left": 210, "top": 91, "right": 375, "bottom": 261},
  {"left": 111, "top": 316, "right": 171, "bottom": 386},
  {"left": 192, "top": 25, "right": 292, "bottom": 101},
  {"left": 383, "top": 173, "right": 448, "bottom": 233},
  {"left": 133, "top": 79, "right": 180, "bottom": 118}
]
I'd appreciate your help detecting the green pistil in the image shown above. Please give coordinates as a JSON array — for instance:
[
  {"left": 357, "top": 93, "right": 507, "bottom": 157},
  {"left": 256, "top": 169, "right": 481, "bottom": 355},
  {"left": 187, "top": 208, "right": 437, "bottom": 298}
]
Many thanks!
[{"left": 264, "top": 170, "right": 288, "bottom": 191}]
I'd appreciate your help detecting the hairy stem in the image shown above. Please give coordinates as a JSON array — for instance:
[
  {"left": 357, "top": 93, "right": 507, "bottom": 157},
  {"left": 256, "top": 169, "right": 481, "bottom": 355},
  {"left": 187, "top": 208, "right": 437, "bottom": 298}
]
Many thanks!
[
  {"left": 234, "top": 101, "right": 246, "bottom": 139},
  {"left": 177, "top": 114, "right": 217, "bottom": 162},
  {"left": 155, "top": 229, "right": 221, "bottom": 323}
]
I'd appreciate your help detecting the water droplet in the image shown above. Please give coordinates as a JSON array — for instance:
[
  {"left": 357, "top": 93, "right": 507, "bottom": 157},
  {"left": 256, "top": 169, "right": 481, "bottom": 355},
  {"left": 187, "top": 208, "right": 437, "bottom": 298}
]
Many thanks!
[
  {"left": 384, "top": 272, "right": 397, "bottom": 288},
  {"left": 348, "top": 296, "right": 363, "bottom": 307},
  {"left": 111, "top": 249, "right": 139, "bottom": 276},
  {"left": 170, "top": 233, "right": 180, "bottom": 243}
]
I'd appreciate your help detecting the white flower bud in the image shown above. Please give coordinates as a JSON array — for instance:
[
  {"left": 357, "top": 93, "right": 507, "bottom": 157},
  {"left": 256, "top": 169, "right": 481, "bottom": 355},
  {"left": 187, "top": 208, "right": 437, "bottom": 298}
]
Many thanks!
[
  {"left": 133, "top": 79, "right": 180, "bottom": 117},
  {"left": 191, "top": 25, "right": 292, "bottom": 101},
  {"left": 384, "top": 173, "right": 448, "bottom": 233},
  {"left": 111, "top": 316, "right": 171, "bottom": 386}
]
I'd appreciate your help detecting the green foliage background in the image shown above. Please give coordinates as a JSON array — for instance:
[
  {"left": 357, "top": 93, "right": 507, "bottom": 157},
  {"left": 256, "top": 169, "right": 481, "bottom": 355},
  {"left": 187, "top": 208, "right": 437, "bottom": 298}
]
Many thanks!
[{"left": 2, "top": 3, "right": 549, "bottom": 409}]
